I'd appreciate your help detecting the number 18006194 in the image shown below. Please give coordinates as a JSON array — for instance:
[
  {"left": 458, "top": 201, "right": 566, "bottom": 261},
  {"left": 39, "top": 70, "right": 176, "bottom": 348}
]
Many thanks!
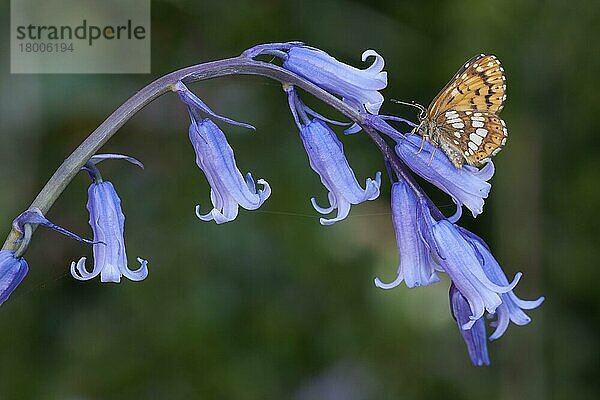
[{"left": 19, "top": 42, "right": 74, "bottom": 53}]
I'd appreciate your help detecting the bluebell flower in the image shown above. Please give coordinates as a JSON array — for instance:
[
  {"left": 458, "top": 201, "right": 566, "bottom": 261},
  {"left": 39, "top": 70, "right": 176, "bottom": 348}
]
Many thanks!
[
  {"left": 373, "top": 185, "right": 522, "bottom": 329},
  {"left": 282, "top": 45, "right": 387, "bottom": 115},
  {"left": 363, "top": 114, "right": 494, "bottom": 220},
  {"left": 71, "top": 178, "right": 148, "bottom": 283},
  {"left": 287, "top": 87, "right": 381, "bottom": 225},
  {"left": 396, "top": 134, "right": 494, "bottom": 219},
  {"left": 458, "top": 227, "right": 545, "bottom": 340},
  {"left": 247, "top": 43, "right": 387, "bottom": 118},
  {"left": 175, "top": 82, "right": 271, "bottom": 224},
  {"left": 419, "top": 206, "right": 523, "bottom": 329},
  {"left": 449, "top": 230, "right": 543, "bottom": 366},
  {"left": 0, "top": 250, "right": 28, "bottom": 306},
  {"left": 374, "top": 180, "right": 439, "bottom": 289},
  {"left": 372, "top": 177, "right": 541, "bottom": 364},
  {"left": 450, "top": 284, "right": 490, "bottom": 366}
]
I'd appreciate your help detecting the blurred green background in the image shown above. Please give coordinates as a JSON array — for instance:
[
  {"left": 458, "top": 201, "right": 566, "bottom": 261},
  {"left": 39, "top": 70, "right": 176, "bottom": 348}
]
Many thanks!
[{"left": 0, "top": 0, "right": 597, "bottom": 398}]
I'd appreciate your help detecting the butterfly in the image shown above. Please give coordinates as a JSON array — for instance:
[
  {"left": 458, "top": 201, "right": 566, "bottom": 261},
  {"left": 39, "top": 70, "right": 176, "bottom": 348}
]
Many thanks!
[{"left": 404, "top": 54, "right": 508, "bottom": 168}]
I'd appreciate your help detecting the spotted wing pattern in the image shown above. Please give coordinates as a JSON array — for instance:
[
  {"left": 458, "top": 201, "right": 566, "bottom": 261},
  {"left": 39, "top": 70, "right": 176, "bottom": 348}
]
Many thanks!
[
  {"left": 436, "top": 109, "right": 508, "bottom": 166},
  {"left": 420, "top": 54, "right": 508, "bottom": 167},
  {"left": 427, "top": 54, "right": 507, "bottom": 117}
]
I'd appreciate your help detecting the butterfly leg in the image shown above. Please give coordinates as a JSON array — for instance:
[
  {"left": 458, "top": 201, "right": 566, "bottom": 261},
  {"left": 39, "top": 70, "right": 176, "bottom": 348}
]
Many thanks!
[
  {"left": 413, "top": 121, "right": 427, "bottom": 155},
  {"left": 416, "top": 134, "right": 427, "bottom": 155},
  {"left": 428, "top": 147, "right": 438, "bottom": 165}
]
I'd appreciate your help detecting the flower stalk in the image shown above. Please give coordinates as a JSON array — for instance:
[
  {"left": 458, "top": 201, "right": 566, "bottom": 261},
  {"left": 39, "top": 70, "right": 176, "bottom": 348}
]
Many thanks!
[
  {"left": 0, "top": 43, "right": 542, "bottom": 365},
  {"left": 2, "top": 52, "right": 371, "bottom": 254}
]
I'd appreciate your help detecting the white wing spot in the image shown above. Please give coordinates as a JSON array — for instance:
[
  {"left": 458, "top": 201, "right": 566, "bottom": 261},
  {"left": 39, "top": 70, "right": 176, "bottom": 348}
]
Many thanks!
[
  {"left": 476, "top": 66, "right": 484, "bottom": 72},
  {"left": 474, "top": 112, "right": 482, "bottom": 117},
  {"left": 447, "top": 118, "right": 462, "bottom": 124},
  {"left": 470, "top": 133, "right": 483, "bottom": 145},
  {"left": 468, "top": 141, "right": 478, "bottom": 151},
  {"left": 471, "top": 116, "right": 485, "bottom": 122},
  {"left": 453, "top": 139, "right": 459, "bottom": 145},
  {"left": 476, "top": 128, "right": 488, "bottom": 136},
  {"left": 501, "top": 137, "right": 507, "bottom": 145},
  {"left": 491, "top": 148, "right": 502, "bottom": 156},
  {"left": 472, "top": 120, "right": 484, "bottom": 128},
  {"left": 452, "top": 122, "right": 465, "bottom": 129},
  {"left": 453, "top": 131, "right": 461, "bottom": 138}
]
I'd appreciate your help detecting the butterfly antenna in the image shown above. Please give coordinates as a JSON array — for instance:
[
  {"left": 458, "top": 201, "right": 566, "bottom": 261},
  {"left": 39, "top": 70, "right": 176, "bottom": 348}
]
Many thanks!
[{"left": 390, "top": 99, "right": 427, "bottom": 119}]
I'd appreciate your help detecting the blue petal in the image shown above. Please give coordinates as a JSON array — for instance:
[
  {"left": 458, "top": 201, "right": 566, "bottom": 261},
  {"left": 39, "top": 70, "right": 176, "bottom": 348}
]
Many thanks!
[
  {"left": 374, "top": 180, "right": 439, "bottom": 289},
  {"left": 71, "top": 181, "right": 148, "bottom": 283},
  {"left": 190, "top": 119, "right": 271, "bottom": 224},
  {"left": 283, "top": 46, "right": 387, "bottom": 114},
  {"left": 450, "top": 284, "right": 490, "bottom": 366},
  {"left": 460, "top": 229, "right": 544, "bottom": 340},
  {"left": 419, "top": 207, "right": 522, "bottom": 328},
  {"left": 0, "top": 250, "right": 28, "bottom": 306},
  {"left": 299, "top": 119, "right": 381, "bottom": 225},
  {"left": 395, "top": 134, "right": 493, "bottom": 218}
]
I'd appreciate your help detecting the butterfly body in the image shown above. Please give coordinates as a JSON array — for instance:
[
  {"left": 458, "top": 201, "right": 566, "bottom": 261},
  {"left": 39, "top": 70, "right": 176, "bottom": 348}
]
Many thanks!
[{"left": 414, "top": 54, "right": 508, "bottom": 168}]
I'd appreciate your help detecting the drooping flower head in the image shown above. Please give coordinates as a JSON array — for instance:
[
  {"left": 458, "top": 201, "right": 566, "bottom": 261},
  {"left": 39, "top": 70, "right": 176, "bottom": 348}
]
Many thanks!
[
  {"left": 372, "top": 173, "right": 542, "bottom": 365},
  {"left": 175, "top": 81, "right": 271, "bottom": 224},
  {"left": 418, "top": 202, "right": 523, "bottom": 329},
  {"left": 245, "top": 42, "right": 387, "bottom": 133},
  {"left": 364, "top": 115, "right": 494, "bottom": 219},
  {"left": 374, "top": 179, "right": 439, "bottom": 289},
  {"left": 287, "top": 87, "right": 381, "bottom": 225},
  {"left": 457, "top": 227, "right": 545, "bottom": 341},
  {"left": 71, "top": 155, "right": 148, "bottom": 283},
  {"left": 283, "top": 45, "right": 387, "bottom": 114}
]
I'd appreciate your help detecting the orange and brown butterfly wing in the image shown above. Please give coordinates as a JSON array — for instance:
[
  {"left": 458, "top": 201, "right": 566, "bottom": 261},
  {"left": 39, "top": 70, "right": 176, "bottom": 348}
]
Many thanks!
[
  {"left": 436, "top": 110, "right": 508, "bottom": 166},
  {"left": 426, "top": 54, "right": 507, "bottom": 119}
]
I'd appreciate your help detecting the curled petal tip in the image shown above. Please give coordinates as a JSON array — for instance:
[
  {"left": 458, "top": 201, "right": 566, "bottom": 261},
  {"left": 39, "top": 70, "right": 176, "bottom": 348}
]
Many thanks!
[
  {"left": 508, "top": 272, "right": 523, "bottom": 290},
  {"left": 374, "top": 275, "right": 402, "bottom": 290},
  {"left": 448, "top": 202, "right": 463, "bottom": 223},
  {"left": 70, "top": 257, "right": 95, "bottom": 281},
  {"left": 319, "top": 217, "right": 335, "bottom": 226},
  {"left": 311, "top": 197, "right": 335, "bottom": 215},
  {"left": 256, "top": 179, "right": 272, "bottom": 201},
  {"left": 123, "top": 257, "right": 148, "bottom": 281},
  {"left": 195, "top": 204, "right": 215, "bottom": 222}
]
